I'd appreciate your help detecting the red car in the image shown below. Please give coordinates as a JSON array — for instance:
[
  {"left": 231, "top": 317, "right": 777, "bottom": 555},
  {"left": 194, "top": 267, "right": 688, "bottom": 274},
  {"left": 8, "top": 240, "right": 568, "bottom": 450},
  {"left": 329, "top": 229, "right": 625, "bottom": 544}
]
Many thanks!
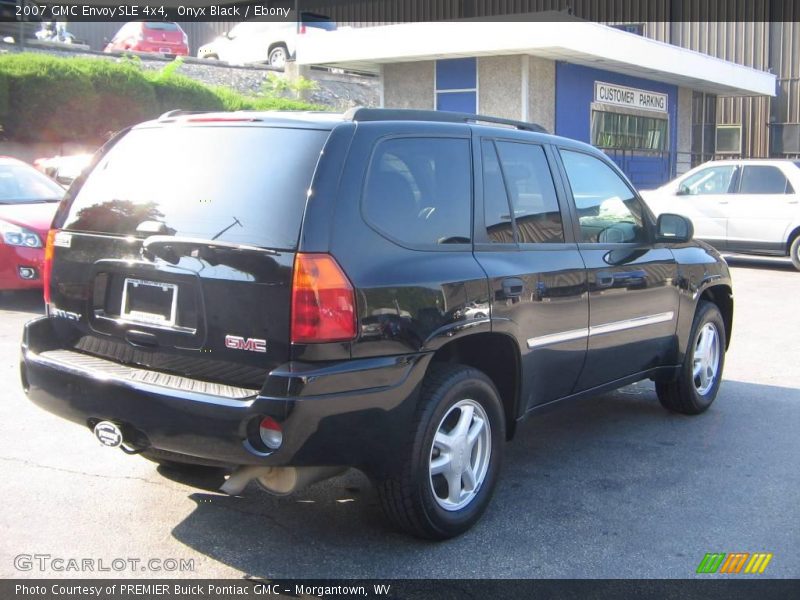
[
  {"left": 103, "top": 21, "right": 189, "bottom": 56},
  {"left": 0, "top": 157, "right": 64, "bottom": 291}
]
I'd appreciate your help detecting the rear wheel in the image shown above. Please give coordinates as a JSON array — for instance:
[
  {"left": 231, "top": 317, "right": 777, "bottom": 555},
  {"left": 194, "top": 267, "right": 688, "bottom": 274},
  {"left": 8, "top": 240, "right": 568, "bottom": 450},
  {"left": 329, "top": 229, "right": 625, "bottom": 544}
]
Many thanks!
[
  {"left": 657, "top": 301, "right": 726, "bottom": 414},
  {"left": 376, "top": 364, "right": 504, "bottom": 540},
  {"left": 790, "top": 234, "right": 800, "bottom": 271}
]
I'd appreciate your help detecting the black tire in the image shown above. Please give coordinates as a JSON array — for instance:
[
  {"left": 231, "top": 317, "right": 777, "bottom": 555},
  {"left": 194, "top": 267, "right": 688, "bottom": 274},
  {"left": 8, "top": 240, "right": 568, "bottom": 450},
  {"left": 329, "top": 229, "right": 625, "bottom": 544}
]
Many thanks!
[
  {"left": 268, "top": 44, "right": 288, "bottom": 68},
  {"left": 657, "top": 301, "right": 726, "bottom": 415},
  {"left": 376, "top": 364, "right": 505, "bottom": 540},
  {"left": 790, "top": 235, "right": 800, "bottom": 271}
]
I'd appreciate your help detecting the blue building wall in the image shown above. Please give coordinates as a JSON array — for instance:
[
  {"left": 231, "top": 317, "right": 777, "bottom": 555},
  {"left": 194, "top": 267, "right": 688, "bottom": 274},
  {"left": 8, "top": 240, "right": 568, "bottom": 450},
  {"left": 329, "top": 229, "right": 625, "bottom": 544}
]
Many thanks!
[{"left": 555, "top": 63, "right": 678, "bottom": 190}]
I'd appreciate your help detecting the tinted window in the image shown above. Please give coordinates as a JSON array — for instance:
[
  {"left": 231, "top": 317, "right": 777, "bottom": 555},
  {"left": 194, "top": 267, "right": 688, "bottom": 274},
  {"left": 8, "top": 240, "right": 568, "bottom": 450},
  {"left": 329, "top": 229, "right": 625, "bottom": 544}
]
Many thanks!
[
  {"left": 0, "top": 163, "right": 64, "bottom": 204},
  {"left": 738, "top": 165, "right": 791, "bottom": 194},
  {"left": 560, "top": 150, "right": 645, "bottom": 244},
  {"left": 482, "top": 141, "right": 514, "bottom": 243},
  {"left": 64, "top": 126, "right": 329, "bottom": 249},
  {"left": 680, "top": 165, "right": 736, "bottom": 195},
  {"left": 495, "top": 142, "right": 563, "bottom": 244},
  {"left": 144, "top": 22, "right": 179, "bottom": 31},
  {"left": 364, "top": 138, "right": 472, "bottom": 247}
]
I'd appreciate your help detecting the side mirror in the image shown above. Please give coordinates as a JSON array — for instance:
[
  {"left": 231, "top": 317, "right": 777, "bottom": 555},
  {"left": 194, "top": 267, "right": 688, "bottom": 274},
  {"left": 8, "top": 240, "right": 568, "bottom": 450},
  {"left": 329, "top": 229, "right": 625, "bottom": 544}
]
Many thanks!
[
  {"left": 656, "top": 213, "right": 693, "bottom": 244},
  {"left": 676, "top": 184, "right": 691, "bottom": 196}
]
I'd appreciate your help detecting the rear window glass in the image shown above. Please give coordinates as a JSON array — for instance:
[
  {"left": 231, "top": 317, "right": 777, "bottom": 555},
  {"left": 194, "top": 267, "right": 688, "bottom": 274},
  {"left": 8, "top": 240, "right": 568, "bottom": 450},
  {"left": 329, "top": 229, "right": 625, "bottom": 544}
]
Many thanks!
[
  {"left": 63, "top": 126, "right": 328, "bottom": 249},
  {"left": 738, "top": 165, "right": 790, "bottom": 194},
  {"left": 144, "top": 22, "right": 179, "bottom": 31},
  {"left": 363, "top": 137, "right": 472, "bottom": 247}
]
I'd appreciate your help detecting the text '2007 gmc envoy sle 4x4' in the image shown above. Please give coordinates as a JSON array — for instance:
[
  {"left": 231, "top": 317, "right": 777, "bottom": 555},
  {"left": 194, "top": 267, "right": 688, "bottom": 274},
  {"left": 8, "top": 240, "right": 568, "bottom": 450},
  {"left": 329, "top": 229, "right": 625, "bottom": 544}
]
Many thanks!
[{"left": 20, "top": 108, "right": 733, "bottom": 539}]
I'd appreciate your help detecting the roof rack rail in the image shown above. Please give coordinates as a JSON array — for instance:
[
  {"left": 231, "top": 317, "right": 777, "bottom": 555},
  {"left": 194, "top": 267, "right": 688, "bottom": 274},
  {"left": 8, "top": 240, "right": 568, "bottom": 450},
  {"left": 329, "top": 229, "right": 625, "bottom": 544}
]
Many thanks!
[
  {"left": 344, "top": 108, "right": 548, "bottom": 133},
  {"left": 158, "top": 109, "right": 217, "bottom": 121}
]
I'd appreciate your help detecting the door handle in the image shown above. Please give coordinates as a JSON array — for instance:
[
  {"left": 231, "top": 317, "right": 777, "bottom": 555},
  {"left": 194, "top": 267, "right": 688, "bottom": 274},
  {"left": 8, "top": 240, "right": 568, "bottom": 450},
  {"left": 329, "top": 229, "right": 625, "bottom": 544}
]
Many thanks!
[
  {"left": 718, "top": 200, "right": 729, "bottom": 204},
  {"left": 500, "top": 277, "right": 524, "bottom": 299}
]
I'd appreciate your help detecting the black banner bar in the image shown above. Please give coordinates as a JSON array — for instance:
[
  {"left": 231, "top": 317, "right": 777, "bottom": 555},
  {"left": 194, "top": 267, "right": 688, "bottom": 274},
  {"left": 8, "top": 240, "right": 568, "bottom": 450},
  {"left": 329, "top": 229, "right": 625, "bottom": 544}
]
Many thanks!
[
  {"left": 3, "top": 579, "right": 800, "bottom": 600},
  {"left": 3, "top": 0, "right": 800, "bottom": 23}
]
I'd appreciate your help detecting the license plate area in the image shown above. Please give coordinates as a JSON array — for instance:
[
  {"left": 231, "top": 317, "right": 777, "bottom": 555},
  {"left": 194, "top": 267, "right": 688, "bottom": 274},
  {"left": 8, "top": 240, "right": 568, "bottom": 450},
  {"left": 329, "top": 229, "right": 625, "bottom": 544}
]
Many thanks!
[{"left": 120, "top": 278, "right": 178, "bottom": 327}]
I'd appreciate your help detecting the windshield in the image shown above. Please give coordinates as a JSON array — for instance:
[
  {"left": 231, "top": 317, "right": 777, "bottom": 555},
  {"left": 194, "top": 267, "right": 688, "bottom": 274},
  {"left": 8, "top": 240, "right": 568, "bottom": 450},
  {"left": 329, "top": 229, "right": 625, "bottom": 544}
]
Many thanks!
[
  {"left": 63, "top": 125, "right": 329, "bottom": 249},
  {"left": 0, "top": 163, "right": 65, "bottom": 204}
]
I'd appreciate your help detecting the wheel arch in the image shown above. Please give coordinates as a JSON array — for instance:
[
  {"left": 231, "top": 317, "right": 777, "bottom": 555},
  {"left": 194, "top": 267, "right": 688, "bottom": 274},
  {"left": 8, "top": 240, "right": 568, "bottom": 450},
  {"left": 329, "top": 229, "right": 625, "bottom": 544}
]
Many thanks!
[
  {"left": 787, "top": 225, "right": 800, "bottom": 254},
  {"left": 699, "top": 284, "right": 733, "bottom": 349},
  {"left": 427, "top": 332, "right": 522, "bottom": 440},
  {"left": 267, "top": 41, "right": 289, "bottom": 59}
]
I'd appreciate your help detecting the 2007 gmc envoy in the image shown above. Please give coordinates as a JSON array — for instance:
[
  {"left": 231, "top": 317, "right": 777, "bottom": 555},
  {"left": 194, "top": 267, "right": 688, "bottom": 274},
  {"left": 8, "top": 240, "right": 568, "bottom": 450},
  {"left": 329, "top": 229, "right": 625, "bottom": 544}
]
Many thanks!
[{"left": 21, "top": 108, "right": 732, "bottom": 539}]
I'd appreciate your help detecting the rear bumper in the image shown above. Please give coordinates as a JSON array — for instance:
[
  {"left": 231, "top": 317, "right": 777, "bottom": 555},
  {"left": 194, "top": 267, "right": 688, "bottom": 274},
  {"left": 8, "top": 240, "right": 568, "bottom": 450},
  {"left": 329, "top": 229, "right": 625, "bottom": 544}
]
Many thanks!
[{"left": 21, "top": 317, "right": 428, "bottom": 472}]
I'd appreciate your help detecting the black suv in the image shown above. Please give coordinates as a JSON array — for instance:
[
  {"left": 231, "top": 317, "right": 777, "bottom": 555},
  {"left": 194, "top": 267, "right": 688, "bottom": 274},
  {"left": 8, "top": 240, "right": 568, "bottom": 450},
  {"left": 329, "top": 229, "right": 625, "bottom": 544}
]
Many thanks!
[{"left": 21, "top": 108, "right": 732, "bottom": 539}]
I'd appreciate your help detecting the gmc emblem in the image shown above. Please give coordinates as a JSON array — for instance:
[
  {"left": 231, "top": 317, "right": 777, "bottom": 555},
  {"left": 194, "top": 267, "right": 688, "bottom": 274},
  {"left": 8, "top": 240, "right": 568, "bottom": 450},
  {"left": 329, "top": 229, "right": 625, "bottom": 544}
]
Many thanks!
[{"left": 224, "top": 335, "right": 267, "bottom": 353}]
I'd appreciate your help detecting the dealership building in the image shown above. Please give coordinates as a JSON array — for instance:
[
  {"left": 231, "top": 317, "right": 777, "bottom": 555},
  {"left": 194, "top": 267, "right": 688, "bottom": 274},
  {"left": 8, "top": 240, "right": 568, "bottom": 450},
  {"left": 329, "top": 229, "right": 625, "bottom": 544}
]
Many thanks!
[{"left": 298, "top": 20, "right": 776, "bottom": 189}]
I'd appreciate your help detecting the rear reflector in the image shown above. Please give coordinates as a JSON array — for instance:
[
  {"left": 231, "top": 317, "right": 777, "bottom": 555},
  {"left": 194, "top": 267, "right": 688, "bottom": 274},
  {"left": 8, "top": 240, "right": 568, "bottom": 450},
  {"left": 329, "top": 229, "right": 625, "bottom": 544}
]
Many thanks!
[
  {"left": 259, "top": 417, "right": 283, "bottom": 450},
  {"left": 42, "top": 229, "right": 56, "bottom": 306},
  {"left": 291, "top": 253, "right": 356, "bottom": 344}
]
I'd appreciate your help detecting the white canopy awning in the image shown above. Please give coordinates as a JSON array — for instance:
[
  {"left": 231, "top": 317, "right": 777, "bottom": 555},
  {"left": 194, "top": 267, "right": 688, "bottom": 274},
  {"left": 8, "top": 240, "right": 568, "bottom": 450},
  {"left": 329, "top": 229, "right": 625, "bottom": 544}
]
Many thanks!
[{"left": 297, "top": 21, "right": 775, "bottom": 97}]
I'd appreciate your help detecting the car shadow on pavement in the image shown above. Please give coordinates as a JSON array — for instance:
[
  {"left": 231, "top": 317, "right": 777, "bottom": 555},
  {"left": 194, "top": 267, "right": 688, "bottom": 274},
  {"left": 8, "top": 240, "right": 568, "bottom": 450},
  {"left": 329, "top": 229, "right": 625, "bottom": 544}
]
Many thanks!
[
  {"left": 0, "top": 289, "right": 45, "bottom": 315},
  {"left": 168, "top": 378, "right": 800, "bottom": 578}
]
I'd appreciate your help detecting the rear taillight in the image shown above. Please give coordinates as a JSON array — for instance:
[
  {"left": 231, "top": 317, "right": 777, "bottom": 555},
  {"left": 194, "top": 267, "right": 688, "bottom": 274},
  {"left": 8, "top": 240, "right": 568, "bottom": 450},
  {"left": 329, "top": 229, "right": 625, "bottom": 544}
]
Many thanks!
[
  {"left": 291, "top": 253, "right": 356, "bottom": 344},
  {"left": 299, "top": 24, "right": 307, "bottom": 34},
  {"left": 42, "top": 229, "right": 56, "bottom": 306}
]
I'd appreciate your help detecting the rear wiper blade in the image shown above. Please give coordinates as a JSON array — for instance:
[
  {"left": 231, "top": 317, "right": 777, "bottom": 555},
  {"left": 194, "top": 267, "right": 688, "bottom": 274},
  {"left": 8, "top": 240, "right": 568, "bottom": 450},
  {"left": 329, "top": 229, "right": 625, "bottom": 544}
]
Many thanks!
[{"left": 142, "top": 235, "right": 278, "bottom": 264}]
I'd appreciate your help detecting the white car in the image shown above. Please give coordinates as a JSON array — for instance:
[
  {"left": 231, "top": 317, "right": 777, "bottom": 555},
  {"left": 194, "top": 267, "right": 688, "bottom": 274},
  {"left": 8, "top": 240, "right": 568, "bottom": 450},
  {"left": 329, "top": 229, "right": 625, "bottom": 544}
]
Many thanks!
[
  {"left": 197, "top": 15, "right": 336, "bottom": 67},
  {"left": 642, "top": 159, "right": 800, "bottom": 270}
]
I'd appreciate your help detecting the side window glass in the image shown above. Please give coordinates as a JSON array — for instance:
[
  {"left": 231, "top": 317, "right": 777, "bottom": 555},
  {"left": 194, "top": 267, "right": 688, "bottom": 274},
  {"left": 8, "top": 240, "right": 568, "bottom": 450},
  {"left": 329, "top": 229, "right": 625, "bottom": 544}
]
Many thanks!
[
  {"left": 495, "top": 142, "right": 564, "bottom": 244},
  {"left": 738, "top": 166, "right": 790, "bottom": 194},
  {"left": 363, "top": 137, "right": 472, "bottom": 247},
  {"left": 482, "top": 141, "right": 514, "bottom": 243},
  {"left": 679, "top": 165, "right": 736, "bottom": 195},
  {"left": 560, "top": 149, "right": 646, "bottom": 244}
]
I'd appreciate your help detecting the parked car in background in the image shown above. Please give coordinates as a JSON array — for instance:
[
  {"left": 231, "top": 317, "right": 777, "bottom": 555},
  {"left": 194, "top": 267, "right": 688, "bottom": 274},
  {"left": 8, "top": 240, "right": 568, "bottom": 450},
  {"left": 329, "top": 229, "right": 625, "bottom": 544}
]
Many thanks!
[
  {"left": 33, "top": 154, "right": 93, "bottom": 187},
  {"left": 104, "top": 21, "right": 189, "bottom": 56},
  {"left": 0, "top": 157, "right": 64, "bottom": 290},
  {"left": 642, "top": 159, "right": 800, "bottom": 270},
  {"left": 197, "top": 14, "right": 336, "bottom": 67},
  {"left": 21, "top": 109, "right": 732, "bottom": 539}
]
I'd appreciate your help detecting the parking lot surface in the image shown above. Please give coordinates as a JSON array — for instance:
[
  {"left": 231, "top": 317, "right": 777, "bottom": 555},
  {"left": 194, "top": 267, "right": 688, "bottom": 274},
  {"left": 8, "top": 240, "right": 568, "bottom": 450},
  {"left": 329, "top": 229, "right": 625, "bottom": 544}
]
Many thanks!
[{"left": 1, "top": 257, "right": 798, "bottom": 579}]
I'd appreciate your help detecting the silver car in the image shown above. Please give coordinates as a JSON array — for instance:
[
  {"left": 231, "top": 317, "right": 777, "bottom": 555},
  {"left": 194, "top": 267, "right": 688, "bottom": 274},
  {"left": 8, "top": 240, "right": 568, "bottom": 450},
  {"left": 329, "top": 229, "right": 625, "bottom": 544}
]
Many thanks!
[{"left": 642, "top": 159, "right": 800, "bottom": 270}]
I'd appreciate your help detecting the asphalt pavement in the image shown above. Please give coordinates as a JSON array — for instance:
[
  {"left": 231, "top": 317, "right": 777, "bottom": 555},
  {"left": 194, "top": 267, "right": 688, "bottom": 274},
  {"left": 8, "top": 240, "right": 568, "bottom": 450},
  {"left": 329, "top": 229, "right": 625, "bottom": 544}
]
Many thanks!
[{"left": 0, "top": 256, "right": 797, "bottom": 579}]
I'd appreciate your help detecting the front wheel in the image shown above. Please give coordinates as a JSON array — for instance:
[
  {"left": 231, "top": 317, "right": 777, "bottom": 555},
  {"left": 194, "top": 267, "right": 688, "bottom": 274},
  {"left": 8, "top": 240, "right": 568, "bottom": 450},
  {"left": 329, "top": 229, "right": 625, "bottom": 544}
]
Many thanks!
[
  {"left": 376, "top": 364, "right": 505, "bottom": 540},
  {"left": 657, "top": 300, "right": 726, "bottom": 414}
]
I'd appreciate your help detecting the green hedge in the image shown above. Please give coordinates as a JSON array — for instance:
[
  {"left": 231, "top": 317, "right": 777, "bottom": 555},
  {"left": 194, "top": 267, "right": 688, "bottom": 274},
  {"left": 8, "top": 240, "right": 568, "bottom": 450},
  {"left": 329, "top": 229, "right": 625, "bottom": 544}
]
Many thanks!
[
  {"left": 0, "top": 53, "right": 324, "bottom": 143},
  {"left": 0, "top": 54, "right": 97, "bottom": 141}
]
